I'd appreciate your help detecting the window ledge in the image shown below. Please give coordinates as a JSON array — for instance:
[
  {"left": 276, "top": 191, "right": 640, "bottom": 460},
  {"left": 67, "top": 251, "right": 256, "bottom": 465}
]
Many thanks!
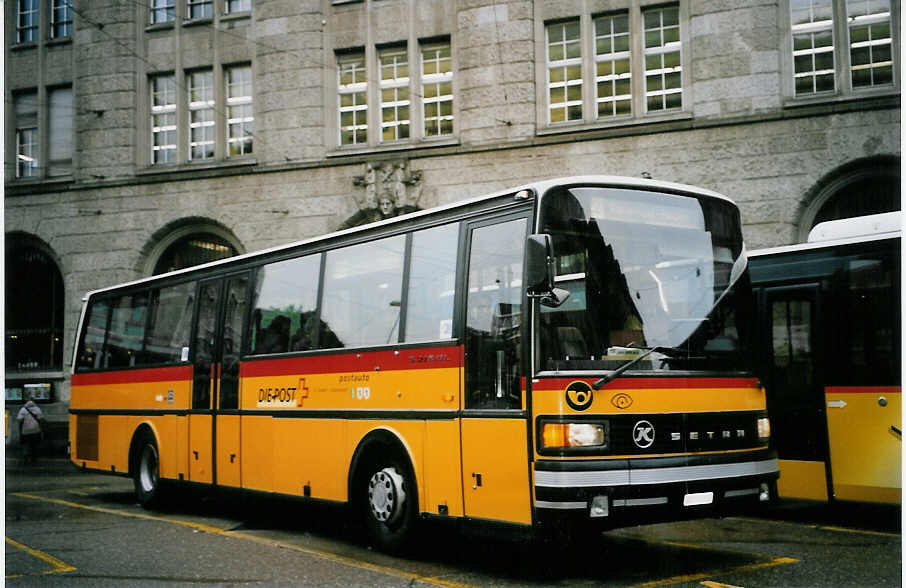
[
  {"left": 537, "top": 111, "right": 693, "bottom": 137},
  {"left": 221, "top": 11, "right": 251, "bottom": 22},
  {"left": 45, "top": 36, "right": 72, "bottom": 47},
  {"left": 10, "top": 41, "right": 38, "bottom": 51},
  {"left": 783, "top": 88, "right": 900, "bottom": 111},
  {"left": 145, "top": 21, "right": 176, "bottom": 33},
  {"left": 182, "top": 17, "right": 213, "bottom": 28},
  {"left": 138, "top": 157, "right": 258, "bottom": 177},
  {"left": 327, "top": 136, "right": 460, "bottom": 157}
]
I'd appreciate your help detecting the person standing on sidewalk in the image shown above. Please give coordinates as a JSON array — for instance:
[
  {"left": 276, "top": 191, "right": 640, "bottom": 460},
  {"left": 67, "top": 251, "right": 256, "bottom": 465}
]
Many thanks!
[{"left": 16, "top": 392, "right": 44, "bottom": 465}]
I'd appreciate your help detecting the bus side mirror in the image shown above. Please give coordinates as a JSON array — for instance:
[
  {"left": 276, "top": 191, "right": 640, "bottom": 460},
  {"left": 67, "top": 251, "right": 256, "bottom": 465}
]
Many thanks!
[{"left": 526, "top": 234, "right": 570, "bottom": 308}]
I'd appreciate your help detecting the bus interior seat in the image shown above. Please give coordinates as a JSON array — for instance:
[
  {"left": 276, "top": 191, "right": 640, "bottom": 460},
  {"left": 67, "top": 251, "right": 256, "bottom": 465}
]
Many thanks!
[{"left": 557, "top": 326, "right": 588, "bottom": 359}]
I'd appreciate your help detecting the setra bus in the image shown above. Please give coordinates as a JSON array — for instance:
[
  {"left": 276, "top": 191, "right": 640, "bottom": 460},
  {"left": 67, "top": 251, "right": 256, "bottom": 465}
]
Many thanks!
[
  {"left": 749, "top": 212, "right": 901, "bottom": 505},
  {"left": 70, "top": 176, "right": 779, "bottom": 550}
]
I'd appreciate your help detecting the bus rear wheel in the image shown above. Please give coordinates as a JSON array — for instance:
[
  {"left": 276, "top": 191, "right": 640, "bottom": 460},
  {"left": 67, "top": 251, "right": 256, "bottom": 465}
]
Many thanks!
[
  {"left": 359, "top": 455, "right": 417, "bottom": 552},
  {"left": 132, "top": 431, "right": 164, "bottom": 509}
]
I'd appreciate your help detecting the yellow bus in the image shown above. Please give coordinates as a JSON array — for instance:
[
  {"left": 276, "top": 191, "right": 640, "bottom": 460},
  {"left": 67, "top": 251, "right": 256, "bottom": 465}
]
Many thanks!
[
  {"left": 750, "top": 212, "right": 901, "bottom": 504},
  {"left": 71, "top": 176, "right": 778, "bottom": 550}
]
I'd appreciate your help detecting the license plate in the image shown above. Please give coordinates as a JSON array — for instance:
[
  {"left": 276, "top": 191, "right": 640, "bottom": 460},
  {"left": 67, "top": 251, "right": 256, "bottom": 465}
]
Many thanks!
[{"left": 683, "top": 491, "right": 714, "bottom": 506}]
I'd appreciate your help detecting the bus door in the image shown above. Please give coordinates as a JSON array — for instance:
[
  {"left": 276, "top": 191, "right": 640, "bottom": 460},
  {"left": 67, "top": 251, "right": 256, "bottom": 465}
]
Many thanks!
[
  {"left": 762, "top": 284, "right": 830, "bottom": 501},
  {"left": 460, "top": 215, "right": 532, "bottom": 525},
  {"left": 191, "top": 274, "right": 248, "bottom": 487}
]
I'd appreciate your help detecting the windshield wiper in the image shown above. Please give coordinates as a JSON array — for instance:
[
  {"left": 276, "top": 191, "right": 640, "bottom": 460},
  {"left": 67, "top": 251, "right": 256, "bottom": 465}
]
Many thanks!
[{"left": 592, "top": 346, "right": 669, "bottom": 390}]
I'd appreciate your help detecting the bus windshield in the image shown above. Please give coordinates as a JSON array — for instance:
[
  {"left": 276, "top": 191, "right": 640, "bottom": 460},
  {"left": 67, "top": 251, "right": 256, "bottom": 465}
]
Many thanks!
[{"left": 537, "top": 185, "right": 754, "bottom": 374}]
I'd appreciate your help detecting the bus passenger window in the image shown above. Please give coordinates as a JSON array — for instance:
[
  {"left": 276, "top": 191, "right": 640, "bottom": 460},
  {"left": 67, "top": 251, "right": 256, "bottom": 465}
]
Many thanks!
[
  {"left": 144, "top": 281, "right": 195, "bottom": 365},
  {"left": 405, "top": 223, "right": 458, "bottom": 342},
  {"left": 321, "top": 235, "right": 405, "bottom": 348},
  {"left": 76, "top": 300, "right": 110, "bottom": 370},
  {"left": 250, "top": 255, "right": 319, "bottom": 355},
  {"left": 106, "top": 292, "right": 149, "bottom": 368}
]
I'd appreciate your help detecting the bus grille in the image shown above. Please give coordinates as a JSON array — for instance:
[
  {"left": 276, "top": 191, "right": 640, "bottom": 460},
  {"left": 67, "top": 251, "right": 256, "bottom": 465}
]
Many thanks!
[{"left": 608, "top": 411, "right": 762, "bottom": 455}]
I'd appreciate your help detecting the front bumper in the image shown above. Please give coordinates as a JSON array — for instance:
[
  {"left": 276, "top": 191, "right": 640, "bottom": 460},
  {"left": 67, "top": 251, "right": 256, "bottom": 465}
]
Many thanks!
[{"left": 534, "top": 448, "right": 779, "bottom": 528}]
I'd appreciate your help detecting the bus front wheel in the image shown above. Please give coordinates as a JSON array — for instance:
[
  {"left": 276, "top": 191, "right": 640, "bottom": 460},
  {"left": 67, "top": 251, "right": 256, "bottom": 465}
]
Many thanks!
[
  {"left": 359, "top": 455, "right": 417, "bottom": 552},
  {"left": 132, "top": 431, "right": 163, "bottom": 509}
]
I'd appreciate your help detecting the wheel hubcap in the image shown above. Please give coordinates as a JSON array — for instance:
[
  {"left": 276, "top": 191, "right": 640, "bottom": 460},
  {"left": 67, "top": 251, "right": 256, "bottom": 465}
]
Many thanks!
[
  {"left": 139, "top": 445, "right": 158, "bottom": 493},
  {"left": 367, "top": 467, "right": 406, "bottom": 524}
]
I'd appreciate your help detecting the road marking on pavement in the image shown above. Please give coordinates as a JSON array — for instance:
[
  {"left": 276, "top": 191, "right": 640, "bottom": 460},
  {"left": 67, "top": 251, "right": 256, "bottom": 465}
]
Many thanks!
[
  {"left": 5, "top": 536, "right": 77, "bottom": 579},
  {"left": 12, "top": 492, "right": 474, "bottom": 588},
  {"left": 623, "top": 537, "right": 798, "bottom": 588},
  {"left": 731, "top": 516, "right": 900, "bottom": 538},
  {"left": 701, "top": 581, "right": 744, "bottom": 588}
]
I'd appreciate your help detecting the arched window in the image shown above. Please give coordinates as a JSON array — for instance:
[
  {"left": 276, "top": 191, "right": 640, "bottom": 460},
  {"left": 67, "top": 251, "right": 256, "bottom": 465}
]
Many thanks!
[
  {"left": 799, "top": 157, "right": 900, "bottom": 241},
  {"left": 153, "top": 232, "right": 238, "bottom": 275},
  {"left": 5, "top": 239, "right": 64, "bottom": 371},
  {"left": 812, "top": 176, "right": 900, "bottom": 227}
]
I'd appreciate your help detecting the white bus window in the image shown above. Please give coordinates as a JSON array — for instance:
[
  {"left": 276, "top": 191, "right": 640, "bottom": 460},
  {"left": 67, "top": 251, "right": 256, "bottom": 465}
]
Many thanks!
[{"left": 404, "top": 223, "right": 458, "bottom": 342}]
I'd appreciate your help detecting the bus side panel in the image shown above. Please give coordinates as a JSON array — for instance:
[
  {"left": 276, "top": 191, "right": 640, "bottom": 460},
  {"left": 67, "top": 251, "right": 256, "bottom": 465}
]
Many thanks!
[
  {"left": 273, "top": 418, "right": 347, "bottom": 500},
  {"left": 777, "top": 459, "right": 829, "bottom": 501},
  {"left": 461, "top": 418, "right": 531, "bottom": 525},
  {"left": 241, "top": 415, "right": 274, "bottom": 492},
  {"left": 826, "top": 386, "right": 902, "bottom": 504},
  {"left": 423, "top": 419, "right": 464, "bottom": 517},
  {"left": 176, "top": 415, "right": 189, "bottom": 481},
  {"left": 98, "top": 415, "right": 131, "bottom": 474}
]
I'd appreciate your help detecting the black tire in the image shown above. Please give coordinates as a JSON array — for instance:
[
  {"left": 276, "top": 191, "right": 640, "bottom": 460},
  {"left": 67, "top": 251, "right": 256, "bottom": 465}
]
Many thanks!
[
  {"left": 358, "top": 452, "right": 417, "bottom": 553},
  {"left": 132, "top": 430, "right": 164, "bottom": 509}
]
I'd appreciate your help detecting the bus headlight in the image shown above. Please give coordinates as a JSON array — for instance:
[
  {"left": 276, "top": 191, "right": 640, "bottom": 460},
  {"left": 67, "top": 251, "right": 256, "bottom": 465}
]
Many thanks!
[
  {"left": 541, "top": 422, "right": 607, "bottom": 449},
  {"left": 757, "top": 417, "right": 771, "bottom": 442}
]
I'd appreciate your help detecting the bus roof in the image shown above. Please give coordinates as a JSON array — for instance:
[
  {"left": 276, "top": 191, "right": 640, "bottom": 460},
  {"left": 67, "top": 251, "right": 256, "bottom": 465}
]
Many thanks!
[
  {"left": 81, "top": 175, "right": 732, "bottom": 299},
  {"left": 750, "top": 211, "right": 901, "bottom": 258},
  {"left": 807, "top": 211, "right": 901, "bottom": 243}
]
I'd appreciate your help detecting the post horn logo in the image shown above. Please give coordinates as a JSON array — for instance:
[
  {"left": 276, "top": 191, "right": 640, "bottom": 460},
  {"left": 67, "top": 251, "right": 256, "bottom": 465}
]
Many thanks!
[
  {"left": 565, "top": 381, "right": 594, "bottom": 411},
  {"left": 610, "top": 393, "right": 633, "bottom": 410}
]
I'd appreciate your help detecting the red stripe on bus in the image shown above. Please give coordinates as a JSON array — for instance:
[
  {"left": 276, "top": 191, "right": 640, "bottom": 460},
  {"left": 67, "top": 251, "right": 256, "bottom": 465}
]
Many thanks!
[
  {"left": 71, "top": 365, "right": 194, "bottom": 386},
  {"left": 240, "top": 345, "right": 464, "bottom": 378},
  {"left": 825, "top": 386, "right": 901, "bottom": 395},
  {"left": 532, "top": 377, "right": 760, "bottom": 390}
]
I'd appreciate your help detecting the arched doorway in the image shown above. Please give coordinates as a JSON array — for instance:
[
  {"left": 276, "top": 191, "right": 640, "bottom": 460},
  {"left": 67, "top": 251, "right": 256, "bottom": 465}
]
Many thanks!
[
  {"left": 799, "top": 156, "right": 900, "bottom": 241},
  {"left": 5, "top": 235, "right": 64, "bottom": 372}
]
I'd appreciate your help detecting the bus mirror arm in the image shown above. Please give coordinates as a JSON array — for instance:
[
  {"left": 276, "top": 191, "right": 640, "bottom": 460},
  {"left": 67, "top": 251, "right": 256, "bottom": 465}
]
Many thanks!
[{"left": 525, "top": 234, "right": 571, "bottom": 308}]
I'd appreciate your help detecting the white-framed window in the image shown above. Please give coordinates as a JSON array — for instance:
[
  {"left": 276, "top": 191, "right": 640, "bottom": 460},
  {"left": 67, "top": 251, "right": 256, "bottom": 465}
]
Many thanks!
[
  {"left": 150, "top": 0, "right": 175, "bottom": 24},
  {"left": 51, "top": 0, "right": 73, "bottom": 39},
  {"left": 188, "top": 70, "right": 215, "bottom": 160},
  {"left": 335, "top": 39, "right": 455, "bottom": 149},
  {"left": 546, "top": 19, "right": 583, "bottom": 123},
  {"left": 791, "top": 0, "right": 836, "bottom": 94},
  {"left": 48, "top": 87, "right": 73, "bottom": 176},
  {"left": 643, "top": 5, "right": 682, "bottom": 112},
  {"left": 594, "top": 13, "right": 632, "bottom": 118},
  {"left": 422, "top": 43, "right": 454, "bottom": 137},
  {"left": 188, "top": 0, "right": 212, "bottom": 20},
  {"left": 226, "top": 65, "right": 254, "bottom": 156},
  {"left": 17, "top": 0, "right": 39, "bottom": 43},
  {"left": 151, "top": 74, "right": 177, "bottom": 164},
  {"left": 225, "top": 0, "right": 250, "bottom": 15},
  {"left": 338, "top": 53, "right": 368, "bottom": 146},
  {"left": 14, "top": 92, "right": 38, "bottom": 178},
  {"left": 379, "top": 48, "right": 410, "bottom": 142},
  {"left": 847, "top": 0, "right": 894, "bottom": 88},
  {"left": 538, "top": 3, "right": 687, "bottom": 131},
  {"left": 789, "top": 0, "right": 896, "bottom": 97}
]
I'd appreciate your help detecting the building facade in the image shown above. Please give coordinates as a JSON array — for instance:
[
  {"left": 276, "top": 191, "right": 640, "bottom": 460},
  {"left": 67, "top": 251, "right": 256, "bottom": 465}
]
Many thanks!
[{"left": 4, "top": 0, "right": 901, "bottom": 442}]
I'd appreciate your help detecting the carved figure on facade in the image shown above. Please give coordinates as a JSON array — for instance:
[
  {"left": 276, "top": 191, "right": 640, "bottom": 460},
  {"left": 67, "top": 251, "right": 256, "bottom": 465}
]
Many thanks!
[{"left": 347, "top": 160, "right": 423, "bottom": 228}]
